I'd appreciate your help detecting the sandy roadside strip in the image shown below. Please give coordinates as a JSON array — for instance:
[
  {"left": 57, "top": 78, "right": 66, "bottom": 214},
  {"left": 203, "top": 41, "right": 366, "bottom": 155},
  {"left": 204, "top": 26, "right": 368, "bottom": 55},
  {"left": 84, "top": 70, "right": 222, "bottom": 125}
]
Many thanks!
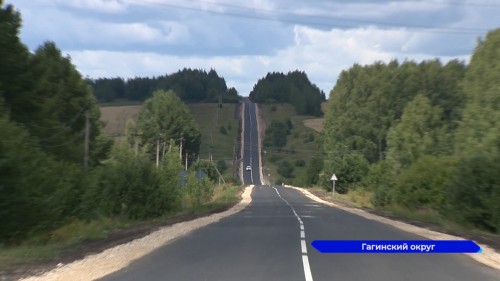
[
  {"left": 21, "top": 185, "right": 254, "bottom": 281},
  {"left": 285, "top": 185, "right": 500, "bottom": 270}
]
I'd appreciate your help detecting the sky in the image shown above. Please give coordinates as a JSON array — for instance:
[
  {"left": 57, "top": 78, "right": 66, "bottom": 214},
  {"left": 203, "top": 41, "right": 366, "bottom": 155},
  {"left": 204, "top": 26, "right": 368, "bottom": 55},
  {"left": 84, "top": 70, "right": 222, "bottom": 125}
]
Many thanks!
[{"left": 12, "top": 0, "right": 500, "bottom": 96}]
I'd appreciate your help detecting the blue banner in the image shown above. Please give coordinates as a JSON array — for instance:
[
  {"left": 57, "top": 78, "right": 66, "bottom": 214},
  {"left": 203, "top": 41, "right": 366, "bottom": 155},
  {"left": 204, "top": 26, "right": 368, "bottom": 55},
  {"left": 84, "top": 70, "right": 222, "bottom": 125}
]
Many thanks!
[{"left": 311, "top": 240, "right": 481, "bottom": 254}]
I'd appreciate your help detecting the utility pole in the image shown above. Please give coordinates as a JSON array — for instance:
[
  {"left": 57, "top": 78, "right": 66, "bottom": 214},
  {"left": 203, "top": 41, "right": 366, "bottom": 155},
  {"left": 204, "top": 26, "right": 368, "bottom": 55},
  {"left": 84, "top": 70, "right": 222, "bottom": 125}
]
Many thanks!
[
  {"left": 233, "top": 139, "right": 236, "bottom": 181},
  {"left": 156, "top": 138, "right": 160, "bottom": 168},
  {"left": 83, "top": 111, "right": 90, "bottom": 173},
  {"left": 179, "top": 133, "right": 184, "bottom": 161}
]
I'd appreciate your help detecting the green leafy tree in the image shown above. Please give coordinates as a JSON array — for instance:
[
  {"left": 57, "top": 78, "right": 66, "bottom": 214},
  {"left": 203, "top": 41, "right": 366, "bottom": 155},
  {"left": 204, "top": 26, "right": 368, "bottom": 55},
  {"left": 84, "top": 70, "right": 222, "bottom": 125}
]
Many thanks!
[
  {"left": 249, "top": 71, "right": 325, "bottom": 116},
  {"left": 386, "top": 94, "right": 448, "bottom": 170},
  {"left": 138, "top": 90, "right": 201, "bottom": 158},
  {"left": 448, "top": 28, "right": 500, "bottom": 232},
  {"left": 394, "top": 156, "right": 457, "bottom": 211}
]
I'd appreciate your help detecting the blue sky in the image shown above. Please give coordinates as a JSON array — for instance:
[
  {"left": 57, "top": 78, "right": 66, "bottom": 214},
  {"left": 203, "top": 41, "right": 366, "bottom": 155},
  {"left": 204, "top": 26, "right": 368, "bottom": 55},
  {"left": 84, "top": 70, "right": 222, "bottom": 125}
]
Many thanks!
[{"left": 12, "top": 0, "right": 500, "bottom": 95}]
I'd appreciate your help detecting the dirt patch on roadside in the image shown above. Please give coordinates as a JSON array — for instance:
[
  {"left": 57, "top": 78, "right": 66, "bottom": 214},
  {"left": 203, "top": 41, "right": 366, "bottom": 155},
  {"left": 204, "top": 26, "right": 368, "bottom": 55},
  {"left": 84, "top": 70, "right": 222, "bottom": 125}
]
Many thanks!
[{"left": 2, "top": 189, "right": 247, "bottom": 281}]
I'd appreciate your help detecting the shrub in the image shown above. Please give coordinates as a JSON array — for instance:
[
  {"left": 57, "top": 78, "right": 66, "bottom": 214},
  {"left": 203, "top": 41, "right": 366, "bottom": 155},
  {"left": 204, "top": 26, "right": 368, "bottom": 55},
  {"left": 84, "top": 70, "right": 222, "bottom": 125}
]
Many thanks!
[
  {"left": 217, "top": 159, "right": 228, "bottom": 174},
  {"left": 393, "top": 155, "right": 457, "bottom": 211},
  {"left": 445, "top": 153, "right": 500, "bottom": 233},
  {"left": 278, "top": 160, "right": 295, "bottom": 178},
  {"left": 220, "top": 125, "right": 227, "bottom": 135},
  {"left": 295, "top": 159, "right": 306, "bottom": 167}
]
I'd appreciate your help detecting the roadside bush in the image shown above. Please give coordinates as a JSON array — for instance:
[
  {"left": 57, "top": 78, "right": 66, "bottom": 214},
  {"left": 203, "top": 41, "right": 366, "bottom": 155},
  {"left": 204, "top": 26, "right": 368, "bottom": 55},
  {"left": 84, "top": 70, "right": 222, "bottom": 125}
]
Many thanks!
[
  {"left": 295, "top": 159, "right": 306, "bottom": 167},
  {"left": 0, "top": 117, "right": 79, "bottom": 243},
  {"left": 364, "top": 161, "right": 395, "bottom": 207},
  {"left": 445, "top": 153, "right": 500, "bottom": 233},
  {"left": 185, "top": 171, "right": 214, "bottom": 206},
  {"left": 191, "top": 160, "right": 218, "bottom": 182},
  {"left": 217, "top": 159, "right": 228, "bottom": 174},
  {"left": 91, "top": 143, "right": 181, "bottom": 220},
  {"left": 304, "top": 157, "right": 323, "bottom": 186},
  {"left": 325, "top": 152, "right": 369, "bottom": 194},
  {"left": 393, "top": 155, "right": 457, "bottom": 211}
]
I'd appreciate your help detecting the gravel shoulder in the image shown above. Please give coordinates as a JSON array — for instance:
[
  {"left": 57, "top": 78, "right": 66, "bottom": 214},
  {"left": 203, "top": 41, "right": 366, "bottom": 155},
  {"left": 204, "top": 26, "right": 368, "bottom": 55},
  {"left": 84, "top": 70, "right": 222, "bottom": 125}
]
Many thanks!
[
  {"left": 4, "top": 186, "right": 253, "bottom": 281},
  {"left": 286, "top": 185, "right": 500, "bottom": 270}
]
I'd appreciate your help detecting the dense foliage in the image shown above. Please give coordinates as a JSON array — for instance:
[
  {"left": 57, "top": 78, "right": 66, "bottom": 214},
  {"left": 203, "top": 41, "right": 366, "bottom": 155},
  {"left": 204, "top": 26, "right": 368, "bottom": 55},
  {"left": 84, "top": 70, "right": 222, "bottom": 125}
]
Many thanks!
[
  {"left": 322, "top": 29, "right": 500, "bottom": 232},
  {"left": 90, "top": 69, "right": 240, "bottom": 103},
  {"left": 0, "top": 2, "right": 217, "bottom": 244},
  {"left": 0, "top": 2, "right": 106, "bottom": 242},
  {"left": 249, "top": 71, "right": 326, "bottom": 116}
]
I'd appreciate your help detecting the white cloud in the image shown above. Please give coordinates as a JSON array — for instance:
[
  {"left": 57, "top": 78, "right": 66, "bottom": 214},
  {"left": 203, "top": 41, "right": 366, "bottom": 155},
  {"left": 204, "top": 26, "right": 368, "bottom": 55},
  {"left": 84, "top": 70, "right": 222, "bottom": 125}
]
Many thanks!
[
  {"left": 30, "top": 0, "right": 130, "bottom": 13},
  {"left": 66, "top": 25, "right": 471, "bottom": 96}
]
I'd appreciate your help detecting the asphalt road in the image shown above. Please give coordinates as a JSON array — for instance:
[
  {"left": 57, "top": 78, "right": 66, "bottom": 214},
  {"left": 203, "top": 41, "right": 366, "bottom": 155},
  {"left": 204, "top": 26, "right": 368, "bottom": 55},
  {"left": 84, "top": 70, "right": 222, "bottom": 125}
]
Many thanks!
[
  {"left": 242, "top": 98, "right": 261, "bottom": 185},
  {"left": 99, "top": 99, "right": 499, "bottom": 281}
]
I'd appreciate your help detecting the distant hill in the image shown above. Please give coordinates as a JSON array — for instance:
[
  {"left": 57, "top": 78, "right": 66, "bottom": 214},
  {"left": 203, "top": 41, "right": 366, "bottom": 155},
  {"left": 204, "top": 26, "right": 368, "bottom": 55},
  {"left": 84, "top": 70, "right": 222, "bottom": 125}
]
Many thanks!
[
  {"left": 249, "top": 71, "right": 326, "bottom": 116},
  {"left": 90, "top": 68, "right": 240, "bottom": 104}
]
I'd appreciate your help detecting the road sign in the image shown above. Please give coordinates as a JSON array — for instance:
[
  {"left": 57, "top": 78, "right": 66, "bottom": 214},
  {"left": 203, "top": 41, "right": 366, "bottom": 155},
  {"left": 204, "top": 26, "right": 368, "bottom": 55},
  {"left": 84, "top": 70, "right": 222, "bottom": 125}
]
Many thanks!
[{"left": 330, "top": 174, "right": 338, "bottom": 198}]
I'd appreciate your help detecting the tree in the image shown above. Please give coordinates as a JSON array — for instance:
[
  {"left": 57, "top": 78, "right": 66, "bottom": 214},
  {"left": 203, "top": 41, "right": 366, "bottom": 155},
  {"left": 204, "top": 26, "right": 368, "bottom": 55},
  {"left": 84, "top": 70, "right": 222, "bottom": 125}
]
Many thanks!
[
  {"left": 277, "top": 160, "right": 294, "bottom": 178},
  {"left": 28, "top": 42, "right": 102, "bottom": 164},
  {"left": 249, "top": 71, "right": 325, "bottom": 116},
  {"left": 0, "top": 1, "right": 36, "bottom": 124},
  {"left": 138, "top": 90, "right": 201, "bottom": 159},
  {"left": 449, "top": 28, "right": 500, "bottom": 233},
  {"left": 386, "top": 94, "right": 447, "bottom": 171}
]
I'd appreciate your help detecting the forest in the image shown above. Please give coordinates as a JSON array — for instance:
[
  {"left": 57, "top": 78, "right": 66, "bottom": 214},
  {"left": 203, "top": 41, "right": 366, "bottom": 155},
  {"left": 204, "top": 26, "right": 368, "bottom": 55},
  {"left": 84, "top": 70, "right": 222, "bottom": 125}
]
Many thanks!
[
  {"left": 249, "top": 71, "right": 326, "bottom": 116},
  {"left": 90, "top": 68, "right": 240, "bottom": 103},
  {"left": 321, "top": 29, "right": 500, "bottom": 233},
  {"left": 0, "top": 3, "right": 218, "bottom": 244}
]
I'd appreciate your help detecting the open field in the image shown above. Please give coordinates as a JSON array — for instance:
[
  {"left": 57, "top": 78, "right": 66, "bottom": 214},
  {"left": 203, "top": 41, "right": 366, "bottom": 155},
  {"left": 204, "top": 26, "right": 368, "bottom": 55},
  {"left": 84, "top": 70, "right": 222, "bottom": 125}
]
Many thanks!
[
  {"left": 186, "top": 103, "right": 240, "bottom": 180},
  {"left": 100, "top": 105, "right": 141, "bottom": 138},
  {"left": 302, "top": 118, "right": 324, "bottom": 132},
  {"left": 99, "top": 103, "right": 240, "bottom": 180},
  {"left": 302, "top": 101, "right": 328, "bottom": 132}
]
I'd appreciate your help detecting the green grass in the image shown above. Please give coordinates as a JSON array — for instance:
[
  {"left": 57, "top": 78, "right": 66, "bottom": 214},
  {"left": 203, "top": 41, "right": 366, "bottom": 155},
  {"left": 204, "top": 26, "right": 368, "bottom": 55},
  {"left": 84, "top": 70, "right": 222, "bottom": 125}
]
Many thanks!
[
  {"left": 0, "top": 184, "right": 243, "bottom": 270},
  {"left": 187, "top": 103, "right": 240, "bottom": 180},
  {"left": 99, "top": 100, "right": 144, "bottom": 107},
  {"left": 0, "top": 217, "right": 133, "bottom": 269},
  {"left": 259, "top": 103, "right": 322, "bottom": 185}
]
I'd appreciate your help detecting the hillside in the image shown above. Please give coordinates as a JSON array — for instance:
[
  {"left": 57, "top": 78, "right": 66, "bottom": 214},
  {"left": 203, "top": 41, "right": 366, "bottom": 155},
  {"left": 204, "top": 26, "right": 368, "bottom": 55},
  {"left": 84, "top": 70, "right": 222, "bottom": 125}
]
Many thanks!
[
  {"left": 99, "top": 103, "right": 240, "bottom": 179},
  {"left": 258, "top": 103, "right": 322, "bottom": 186}
]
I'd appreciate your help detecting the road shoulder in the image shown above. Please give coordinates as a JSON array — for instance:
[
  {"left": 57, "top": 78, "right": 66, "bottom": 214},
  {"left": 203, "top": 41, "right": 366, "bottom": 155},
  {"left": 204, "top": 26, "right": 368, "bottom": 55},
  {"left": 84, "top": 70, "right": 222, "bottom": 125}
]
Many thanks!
[
  {"left": 285, "top": 185, "right": 500, "bottom": 271},
  {"left": 17, "top": 186, "right": 254, "bottom": 281}
]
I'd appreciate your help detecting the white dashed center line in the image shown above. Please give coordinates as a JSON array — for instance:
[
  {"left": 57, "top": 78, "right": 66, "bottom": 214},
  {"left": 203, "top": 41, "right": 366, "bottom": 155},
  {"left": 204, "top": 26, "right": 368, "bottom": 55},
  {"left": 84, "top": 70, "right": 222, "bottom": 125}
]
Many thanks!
[{"left": 272, "top": 186, "right": 314, "bottom": 281}]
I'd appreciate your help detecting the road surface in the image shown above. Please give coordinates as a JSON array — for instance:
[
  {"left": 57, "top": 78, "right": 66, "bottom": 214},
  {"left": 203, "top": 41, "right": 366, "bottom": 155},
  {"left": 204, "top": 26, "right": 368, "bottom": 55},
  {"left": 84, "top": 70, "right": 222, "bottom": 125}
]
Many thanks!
[{"left": 100, "top": 99, "right": 499, "bottom": 281}]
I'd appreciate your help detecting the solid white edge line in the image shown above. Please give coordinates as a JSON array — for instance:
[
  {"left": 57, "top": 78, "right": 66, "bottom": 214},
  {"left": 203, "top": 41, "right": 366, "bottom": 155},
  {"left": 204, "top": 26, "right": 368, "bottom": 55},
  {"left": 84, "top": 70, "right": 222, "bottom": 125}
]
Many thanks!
[{"left": 302, "top": 255, "right": 314, "bottom": 281}]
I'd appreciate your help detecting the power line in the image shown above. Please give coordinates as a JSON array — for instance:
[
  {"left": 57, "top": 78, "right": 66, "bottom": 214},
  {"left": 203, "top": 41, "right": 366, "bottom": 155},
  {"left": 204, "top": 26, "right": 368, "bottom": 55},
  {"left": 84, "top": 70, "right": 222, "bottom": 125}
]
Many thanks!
[{"left": 136, "top": 0, "right": 490, "bottom": 34}]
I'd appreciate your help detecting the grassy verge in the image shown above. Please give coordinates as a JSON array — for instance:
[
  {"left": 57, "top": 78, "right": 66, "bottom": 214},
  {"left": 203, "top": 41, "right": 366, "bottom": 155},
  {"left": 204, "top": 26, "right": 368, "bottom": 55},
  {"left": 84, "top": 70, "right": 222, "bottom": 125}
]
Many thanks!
[
  {"left": 0, "top": 184, "right": 243, "bottom": 270},
  {"left": 303, "top": 186, "right": 499, "bottom": 250}
]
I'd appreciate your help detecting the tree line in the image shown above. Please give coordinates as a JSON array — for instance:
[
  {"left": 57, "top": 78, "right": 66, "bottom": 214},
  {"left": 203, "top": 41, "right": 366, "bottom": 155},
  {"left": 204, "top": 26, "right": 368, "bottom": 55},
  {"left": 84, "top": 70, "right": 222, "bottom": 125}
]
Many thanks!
[
  {"left": 320, "top": 29, "right": 500, "bottom": 233},
  {"left": 249, "top": 71, "right": 326, "bottom": 116},
  {"left": 90, "top": 68, "right": 240, "bottom": 103},
  {"left": 0, "top": 2, "right": 217, "bottom": 244}
]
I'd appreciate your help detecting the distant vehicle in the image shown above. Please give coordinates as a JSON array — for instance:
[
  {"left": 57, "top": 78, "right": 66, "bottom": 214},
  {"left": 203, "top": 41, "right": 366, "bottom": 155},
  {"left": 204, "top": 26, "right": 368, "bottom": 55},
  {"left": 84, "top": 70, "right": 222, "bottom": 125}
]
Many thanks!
[{"left": 246, "top": 165, "right": 252, "bottom": 171}]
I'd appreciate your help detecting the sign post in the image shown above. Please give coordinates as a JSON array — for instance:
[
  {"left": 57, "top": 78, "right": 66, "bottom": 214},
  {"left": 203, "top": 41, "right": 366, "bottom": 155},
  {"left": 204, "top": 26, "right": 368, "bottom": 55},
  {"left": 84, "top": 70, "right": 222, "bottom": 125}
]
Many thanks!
[{"left": 330, "top": 174, "right": 338, "bottom": 199}]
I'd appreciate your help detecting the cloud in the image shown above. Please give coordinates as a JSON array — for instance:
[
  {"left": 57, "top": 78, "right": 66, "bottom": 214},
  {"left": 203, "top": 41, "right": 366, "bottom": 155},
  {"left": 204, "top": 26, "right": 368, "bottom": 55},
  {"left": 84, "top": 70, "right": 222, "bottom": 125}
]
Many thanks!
[
  {"left": 66, "top": 25, "right": 471, "bottom": 96},
  {"left": 14, "top": 0, "right": 490, "bottom": 96}
]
